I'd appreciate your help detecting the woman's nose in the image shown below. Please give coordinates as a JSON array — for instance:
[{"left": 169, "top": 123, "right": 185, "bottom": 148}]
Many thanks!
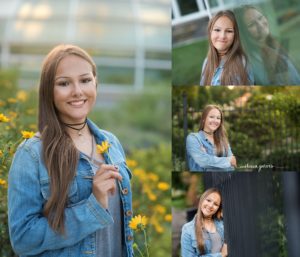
[
  {"left": 256, "top": 20, "right": 264, "bottom": 32},
  {"left": 72, "top": 82, "right": 83, "bottom": 96}
]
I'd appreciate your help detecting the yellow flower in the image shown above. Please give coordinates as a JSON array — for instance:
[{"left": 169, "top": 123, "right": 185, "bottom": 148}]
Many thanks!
[
  {"left": 0, "top": 179, "right": 7, "bottom": 186},
  {"left": 16, "top": 90, "right": 28, "bottom": 102},
  {"left": 129, "top": 215, "right": 148, "bottom": 231},
  {"left": 0, "top": 113, "right": 10, "bottom": 122},
  {"left": 164, "top": 214, "right": 172, "bottom": 222},
  {"left": 154, "top": 224, "right": 164, "bottom": 233},
  {"left": 8, "top": 111, "right": 18, "bottom": 119},
  {"left": 7, "top": 98, "right": 17, "bottom": 104},
  {"left": 157, "top": 182, "right": 170, "bottom": 191},
  {"left": 0, "top": 150, "right": 3, "bottom": 157},
  {"left": 126, "top": 159, "right": 138, "bottom": 168},
  {"left": 96, "top": 141, "right": 110, "bottom": 154},
  {"left": 154, "top": 204, "right": 166, "bottom": 214},
  {"left": 148, "top": 173, "right": 159, "bottom": 182},
  {"left": 148, "top": 192, "right": 157, "bottom": 201},
  {"left": 150, "top": 217, "right": 164, "bottom": 233},
  {"left": 21, "top": 130, "right": 35, "bottom": 139}
]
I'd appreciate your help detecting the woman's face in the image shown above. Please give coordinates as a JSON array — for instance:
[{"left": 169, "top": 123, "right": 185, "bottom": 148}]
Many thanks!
[
  {"left": 201, "top": 192, "right": 221, "bottom": 218},
  {"left": 210, "top": 16, "right": 235, "bottom": 55},
  {"left": 243, "top": 8, "right": 269, "bottom": 43},
  {"left": 204, "top": 108, "right": 221, "bottom": 133},
  {"left": 53, "top": 55, "right": 97, "bottom": 124}
]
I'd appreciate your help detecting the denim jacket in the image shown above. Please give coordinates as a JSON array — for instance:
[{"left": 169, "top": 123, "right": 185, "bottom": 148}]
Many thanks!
[
  {"left": 8, "top": 119, "right": 133, "bottom": 257},
  {"left": 200, "top": 57, "right": 255, "bottom": 85},
  {"left": 186, "top": 131, "right": 234, "bottom": 172},
  {"left": 181, "top": 216, "right": 224, "bottom": 257}
]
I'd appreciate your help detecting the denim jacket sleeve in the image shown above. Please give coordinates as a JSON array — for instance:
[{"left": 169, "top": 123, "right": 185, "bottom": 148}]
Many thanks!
[
  {"left": 181, "top": 221, "right": 222, "bottom": 257},
  {"left": 8, "top": 140, "right": 114, "bottom": 256},
  {"left": 186, "top": 133, "right": 232, "bottom": 171}
]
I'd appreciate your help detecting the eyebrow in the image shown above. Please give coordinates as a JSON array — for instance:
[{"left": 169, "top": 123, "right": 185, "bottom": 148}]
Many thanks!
[
  {"left": 213, "top": 25, "right": 234, "bottom": 30},
  {"left": 55, "top": 73, "right": 92, "bottom": 81}
]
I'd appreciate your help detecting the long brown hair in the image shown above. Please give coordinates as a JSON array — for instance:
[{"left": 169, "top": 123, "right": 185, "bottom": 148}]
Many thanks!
[
  {"left": 38, "top": 44, "right": 97, "bottom": 234},
  {"left": 202, "top": 10, "right": 250, "bottom": 85},
  {"left": 234, "top": 5, "right": 292, "bottom": 84},
  {"left": 199, "top": 105, "right": 229, "bottom": 156},
  {"left": 195, "top": 188, "right": 222, "bottom": 254}
]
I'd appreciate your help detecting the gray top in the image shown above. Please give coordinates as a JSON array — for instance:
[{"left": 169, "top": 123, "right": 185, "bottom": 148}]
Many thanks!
[
  {"left": 203, "top": 229, "right": 222, "bottom": 253},
  {"left": 90, "top": 158, "right": 124, "bottom": 257}
]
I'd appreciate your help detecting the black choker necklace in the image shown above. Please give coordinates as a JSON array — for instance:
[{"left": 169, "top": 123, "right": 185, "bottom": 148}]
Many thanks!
[
  {"left": 203, "top": 130, "right": 214, "bottom": 135},
  {"left": 62, "top": 119, "right": 87, "bottom": 136}
]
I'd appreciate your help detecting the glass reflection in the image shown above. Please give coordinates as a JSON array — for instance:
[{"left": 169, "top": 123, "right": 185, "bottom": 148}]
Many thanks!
[{"left": 235, "top": 5, "right": 300, "bottom": 85}]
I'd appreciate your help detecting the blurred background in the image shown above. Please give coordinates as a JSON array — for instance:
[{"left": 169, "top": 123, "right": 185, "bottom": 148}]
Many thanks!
[
  {"left": 172, "top": 0, "right": 300, "bottom": 85},
  {"left": 172, "top": 171, "right": 300, "bottom": 257},
  {"left": 172, "top": 86, "right": 300, "bottom": 171},
  {"left": 0, "top": 0, "right": 171, "bottom": 256}
]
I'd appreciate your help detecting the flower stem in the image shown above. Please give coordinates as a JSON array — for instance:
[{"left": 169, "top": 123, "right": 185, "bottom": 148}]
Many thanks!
[
  {"left": 135, "top": 245, "right": 145, "bottom": 257},
  {"left": 105, "top": 153, "right": 122, "bottom": 190},
  {"left": 143, "top": 228, "right": 150, "bottom": 257}
]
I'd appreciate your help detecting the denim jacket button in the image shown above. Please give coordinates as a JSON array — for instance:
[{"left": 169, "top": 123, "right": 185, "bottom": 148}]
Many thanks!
[
  {"left": 126, "top": 210, "right": 132, "bottom": 216},
  {"left": 127, "top": 235, "right": 133, "bottom": 241},
  {"left": 122, "top": 188, "right": 128, "bottom": 195}
]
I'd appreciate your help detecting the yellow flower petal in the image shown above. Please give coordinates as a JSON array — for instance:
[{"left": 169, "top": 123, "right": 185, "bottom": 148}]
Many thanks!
[
  {"left": 126, "top": 159, "right": 138, "bottom": 168},
  {"left": 148, "top": 173, "right": 159, "bottom": 182},
  {"left": 16, "top": 90, "right": 28, "bottom": 102},
  {"left": 7, "top": 98, "right": 17, "bottom": 104},
  {"left": 0, "top": 179, "right": 7, "bottom": 186},
  {"left": 154, "top": 204, "right": 166, "bottom": 214},
  {"left": 129, "top": 215, "right": 148, "bottom": 231},
  {"left": 164, "top": 214, "right": 172, "bottom": 222},
  {"left": 21, "top": 130, "right": 35, "bottom": 139},
  {"left": 96, "top": 141, "right": 110, "bottom": 154},
  {"left": 157, "top": 182, "right": 170, "bottom": 191},
  {"left": 0, "top": 113, "right": 10, "bottom": 122}
]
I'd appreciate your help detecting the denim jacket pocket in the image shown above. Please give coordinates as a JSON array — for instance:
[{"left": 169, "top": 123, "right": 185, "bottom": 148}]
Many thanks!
[{"left": 40, "top": 178, "right": 79, "bottom": 205}]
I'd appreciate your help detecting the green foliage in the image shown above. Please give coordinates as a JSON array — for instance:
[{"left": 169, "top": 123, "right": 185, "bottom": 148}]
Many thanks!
[
  {"left": 0, "top": 69, "right": 19, "bottom": 99},
  {"left": 259, "top": 209, "right": 287, "bottom": 257},
  {"left": 129, "top": 143, "right": 171, "bottom": 257},
  {"left": 172, "top": 40, "right": 207, "bottom": 85},
  {"left": 90, "top": 86, "right": 171, "bottom": 149}
]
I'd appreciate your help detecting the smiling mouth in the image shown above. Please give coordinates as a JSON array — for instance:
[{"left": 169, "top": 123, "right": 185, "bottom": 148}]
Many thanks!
[
  {"left": 205, "top": 208, "right": 213, "bottom": 213},
  {"left": 68, "top": 99, "right": 87, "bottom": 107}
]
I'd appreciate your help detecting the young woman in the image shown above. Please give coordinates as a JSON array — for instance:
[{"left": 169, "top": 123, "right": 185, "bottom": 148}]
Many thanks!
[
  {"left": 234, "top": 5, "right": 300, "bottom": 85},
  {"left": 186, "top": 105, "right": 236, "bottom": 171},
  {"left": 200, "top": 10, "right": 254, "bottom": 85},
  {"left": 181, "top": 188, "right": 228, "bottom": 257},
  {"left": 8, "top": 45, "right": 133, "bottom": 257}
]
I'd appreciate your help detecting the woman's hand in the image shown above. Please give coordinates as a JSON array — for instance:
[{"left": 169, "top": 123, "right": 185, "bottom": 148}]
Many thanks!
[
  {"left": 230, "top": 156, "right": 237, "bottom": 168},
  {"left": 221, "top": 243, "right": 228, "bottom": 257},
  {"left": 92, "top": 164, "right": 122, "bottom": 209}
]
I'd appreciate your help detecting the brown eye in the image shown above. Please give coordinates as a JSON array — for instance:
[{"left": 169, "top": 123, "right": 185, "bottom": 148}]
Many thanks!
[
  {"left": 57, "top": 81, "right": 69, "bottom": 86},
  {"left": 81, "top": 78, "right": 92, "bottom": 83}
]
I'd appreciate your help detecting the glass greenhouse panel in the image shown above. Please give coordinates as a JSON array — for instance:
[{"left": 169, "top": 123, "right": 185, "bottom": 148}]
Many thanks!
[
  {"left": 76, "top": 0, "right": 134, "bottom": 20},
  {"left": 75, "top": 22, "right": 136, "bottom": 48}
]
